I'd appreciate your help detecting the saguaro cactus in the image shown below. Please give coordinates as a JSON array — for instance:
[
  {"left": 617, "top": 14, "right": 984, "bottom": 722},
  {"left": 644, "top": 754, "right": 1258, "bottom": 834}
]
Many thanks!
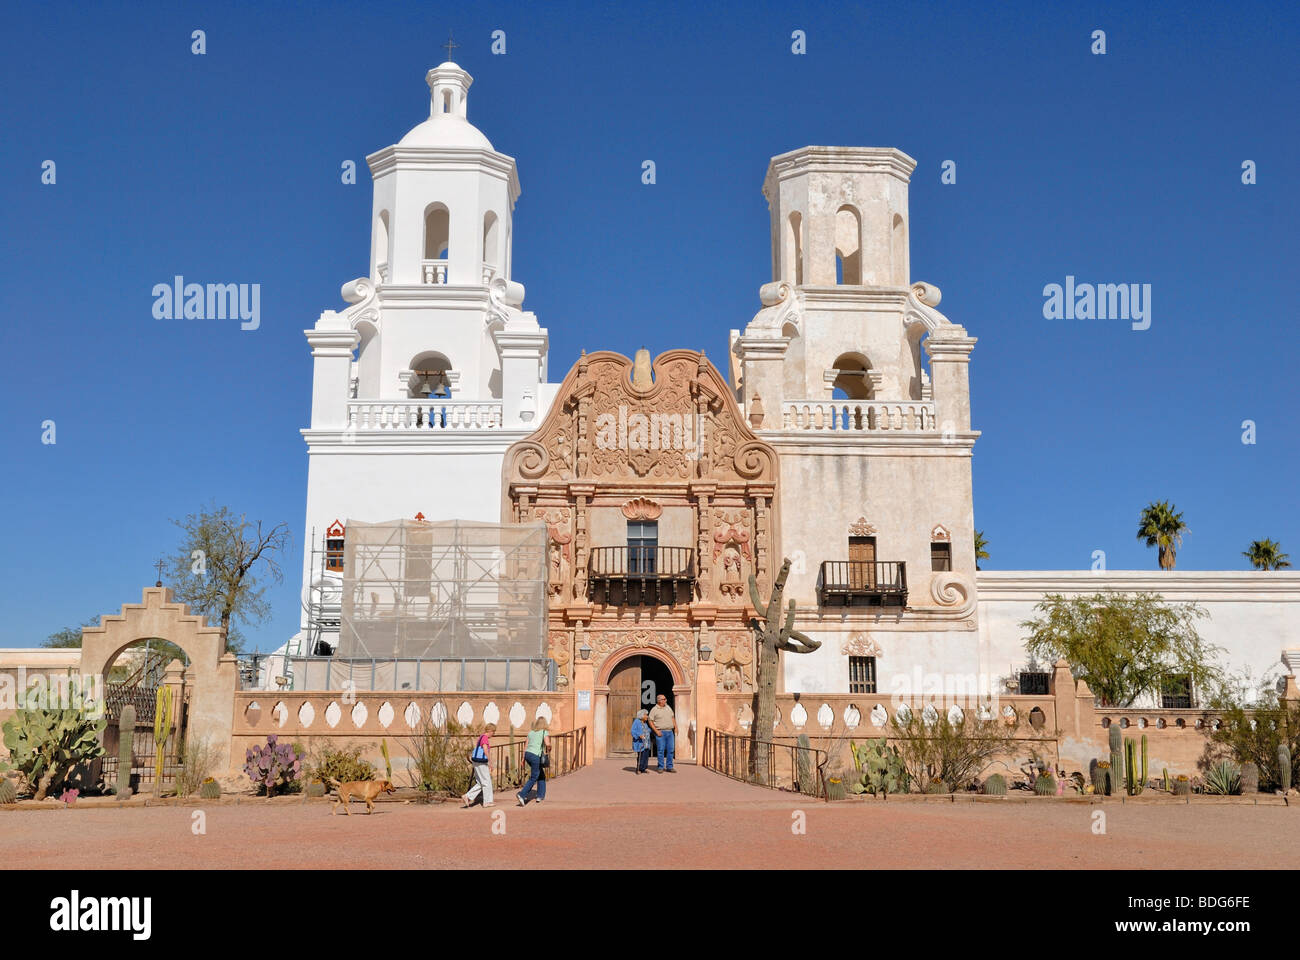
[
  {"left": 115, "top": 705, "right": 136, "bottom": 797},
  {"left": 1279, "top": 744, "right": 1292, "bottom": 795},
  {"left": 1108, "top": 725, "right": 1124, "bottom": 792},
  {"left": 748, "top": 559, "right": 821, "bottom": 781},
  {"left": 796, "top": 733, "right": 813, "bottom": 795},
  {"left": 153, "top": 685, "right": 173, "bottom": 797}
]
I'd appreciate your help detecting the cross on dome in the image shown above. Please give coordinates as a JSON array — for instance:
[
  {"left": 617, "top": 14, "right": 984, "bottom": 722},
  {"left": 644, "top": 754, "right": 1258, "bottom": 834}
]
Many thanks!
[{"left": 442, "top": 31, "right": 459, "bottom": 63}]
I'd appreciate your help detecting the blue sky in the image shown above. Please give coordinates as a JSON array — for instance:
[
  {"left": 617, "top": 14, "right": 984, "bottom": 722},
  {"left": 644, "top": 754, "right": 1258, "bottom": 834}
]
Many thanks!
[{"left": 2, "top": 0, "right": 1296, "bottom": 653}]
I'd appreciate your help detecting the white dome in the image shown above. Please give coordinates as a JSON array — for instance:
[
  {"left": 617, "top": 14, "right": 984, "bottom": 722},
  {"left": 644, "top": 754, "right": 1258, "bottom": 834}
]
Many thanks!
[{"left": 399, "top": 115, "right": 494, "bottom": 150}]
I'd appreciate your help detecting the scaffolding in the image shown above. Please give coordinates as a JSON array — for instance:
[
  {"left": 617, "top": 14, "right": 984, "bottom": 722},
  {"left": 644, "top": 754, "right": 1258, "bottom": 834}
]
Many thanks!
[{"left": 283, "top": 518, "right": 552, "bottom": 691}]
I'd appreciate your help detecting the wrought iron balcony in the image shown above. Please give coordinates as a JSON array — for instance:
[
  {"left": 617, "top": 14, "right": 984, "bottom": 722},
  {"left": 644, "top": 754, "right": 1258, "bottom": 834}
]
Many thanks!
[
  {"left": 588, "top": 547, "right": 695, "bottom": 607},
  {"left": 817, "top": 561, "right": 907, "bottom": 607}
]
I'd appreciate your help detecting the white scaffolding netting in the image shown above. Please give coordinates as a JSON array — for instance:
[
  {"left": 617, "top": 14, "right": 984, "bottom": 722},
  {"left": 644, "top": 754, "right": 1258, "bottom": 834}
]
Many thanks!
[{"left": 337, "top": 519, "right": 548, "bottom": 661}]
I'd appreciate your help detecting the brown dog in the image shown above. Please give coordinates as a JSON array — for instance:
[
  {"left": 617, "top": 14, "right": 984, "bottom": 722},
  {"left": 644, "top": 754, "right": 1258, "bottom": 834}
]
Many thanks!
[{"left": 327, "top": 778, "right": 395, "bottom": 815}]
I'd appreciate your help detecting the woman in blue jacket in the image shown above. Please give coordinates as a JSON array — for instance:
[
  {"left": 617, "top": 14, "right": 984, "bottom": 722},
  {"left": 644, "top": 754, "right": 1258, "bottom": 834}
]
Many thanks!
[{"left": 630, "top": 709, "right": 651, "bottom": 774}]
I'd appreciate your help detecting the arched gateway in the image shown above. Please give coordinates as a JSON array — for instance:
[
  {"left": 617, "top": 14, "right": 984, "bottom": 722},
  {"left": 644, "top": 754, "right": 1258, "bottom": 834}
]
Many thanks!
[
  {"left": 81, "top": 587, "right": 238, "bottom": 773},
  {"left": 501, "top": 348, "right": 778, "bottom": 760}
]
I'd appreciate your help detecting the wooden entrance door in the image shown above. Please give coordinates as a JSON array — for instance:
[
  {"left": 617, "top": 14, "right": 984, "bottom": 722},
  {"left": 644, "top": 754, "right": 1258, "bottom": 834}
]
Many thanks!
[{"left": 607, "top": 656, "right": 642, "bottom": 755}]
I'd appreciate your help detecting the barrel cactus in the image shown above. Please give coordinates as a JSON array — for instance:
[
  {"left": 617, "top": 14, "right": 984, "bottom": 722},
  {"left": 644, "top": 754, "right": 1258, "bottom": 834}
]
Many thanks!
[
  {"left": 1172, "top": 775, "right": 1191, "bottom": 796},
  {"left": 981, "top": 774, "right": 1007, "bottom": 796},
  {"left": 925, "top": 780, "right": 950, "bottom": 794},
  {"left": 305, "top": 779, "right": 326, "bottom": 798},
  {"left": 1096, "top": 760, "right": 1113, "bottom": 796},
  {"left": 1279, "top": 744, "right": 1292, "bottom": 795},
  {"left": 825, "top": 774, "right": 846, "bottom": 802},
  {"left": 0, "top": 778, "right": 17, "bottom": 805},
  {"left": 1090, "top": 760, "right": 1108, "bottom": 794},
  {"left": 1034, "top": 772, "right": 1057, "bottom": 796},
  {"left": 199, "top": 777, "right": 221, "bottom": 800}
]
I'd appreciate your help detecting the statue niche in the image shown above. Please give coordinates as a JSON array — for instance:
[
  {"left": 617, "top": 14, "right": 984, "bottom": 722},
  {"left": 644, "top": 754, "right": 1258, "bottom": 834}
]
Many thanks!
[{"left": 713, "top": 510, "right": 752, "bottom": 600}]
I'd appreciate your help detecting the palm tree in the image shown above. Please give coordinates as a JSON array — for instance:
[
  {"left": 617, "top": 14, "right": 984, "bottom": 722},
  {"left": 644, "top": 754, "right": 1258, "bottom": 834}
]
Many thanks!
[
  {"left": 1136, "top": 501, "right": 1188, "bottom": 570},
  {"left": 1243, "top": 539, "right": 1291, "bottom": 570},
  {"left": 974, "top": 531, "right": 990, "bottom": 570}
]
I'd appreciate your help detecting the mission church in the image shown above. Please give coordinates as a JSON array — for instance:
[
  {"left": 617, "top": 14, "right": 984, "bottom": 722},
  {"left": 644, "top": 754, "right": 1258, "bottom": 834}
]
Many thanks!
[{"left": 278, "top": 57, "right": 1299, "bottom": 759}]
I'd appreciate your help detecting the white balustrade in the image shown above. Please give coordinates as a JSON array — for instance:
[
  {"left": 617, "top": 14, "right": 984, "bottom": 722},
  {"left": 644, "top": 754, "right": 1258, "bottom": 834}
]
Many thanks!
[
  {"left": 421, "top": 259, "right": 449, "bottom": 284},
  {"left": 780, "top": 399, "right": 937, "bottom": 432},
  {"left": 347, "top": 400, "right": 504, "bottom": 431}
]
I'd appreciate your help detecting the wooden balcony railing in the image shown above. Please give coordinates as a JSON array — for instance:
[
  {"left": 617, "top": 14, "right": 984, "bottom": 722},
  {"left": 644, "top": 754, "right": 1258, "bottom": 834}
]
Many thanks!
[
  {"left": 588, "top": 547, "right": 695, "bottom": 606},
  {"left": 817, "top": 561, "right": 907, "bottom": 607}
]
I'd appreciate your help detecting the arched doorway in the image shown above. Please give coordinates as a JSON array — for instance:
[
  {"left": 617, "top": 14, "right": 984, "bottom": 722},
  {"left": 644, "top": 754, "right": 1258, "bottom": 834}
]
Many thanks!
[{"left": 605, "top": 653, "right": 675, "bottom": 755}]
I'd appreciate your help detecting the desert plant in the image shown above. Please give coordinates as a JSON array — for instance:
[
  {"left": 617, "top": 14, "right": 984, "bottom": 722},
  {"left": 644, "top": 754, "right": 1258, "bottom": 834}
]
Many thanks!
[
  {"left": 1124, "top": 736, "right": 1147, "bottom": 796},
  {"left": 795, "top": 734, "right": 815, "bottom": 796},
  {"left": 1109, "top": 725, "right": 1124, "bottom": 787},
  {"left": 0, "top": 685, "right": 107, "bottom": 800},
  {"left": 1172, "top": 774, "right": 1191, "bottom": 796},
  {"left": 1137, "top": 500, "right": 1188, "bottom": 570},
  {"left": 0, "top": 778, "right": 17, "bottom": 804},
  {"left": 307, "top": 743, "right": 376, "bottom": 787},
  {"left": 1096, "top": 760, "right": 1113, "bottom": 796},
  {"left": 152, "top": 685, "right": 173, "bottom": 797},
  {"left": 174, "top": 734, "right": 220, "bottom": 797},
  {"left": 304, "top": 780, "right": 326, "bottom": 797},
  {"left": 981, "top": 773, "right": 1007, "bottom": 796},
  {"left": 1205, "top": 690, "right": 1300, "bottom": 791},
  {"left": 404, "top": 717, "right": 474, "bottom": 795},
  {"left": 115, "top": 705, "right": 135, "bottom": 797},
  {"left": 199, "top": 777, "right": 221, "bottom": 800},
  {"left": 1240, "top": 761, "right": 1259, "bottom": 794},
  {"left": 380, "top": 739, "right": 393, "bottom": 781},
  {"left": 889, "top": 705, "right": 1016, "bottom": 792},
  {"left": 1089, "top": 759, "right": 1107, "bottom": 794},
  {"left": 748, "top": 559, "right": 821, "bottom": 780},
  {"left": 1280, "top": 744, "right": 1292, "bottom": 796},
  {"left": 1034, "top": 772, "right": 1057, "bottom": 796},
  {"left": 825, "top": 774, "right": 846, "bottom": 802},
  {"left": 925, "top": 780, "right": 950, "bottom": 794},
  {"left": 1204, "top": 760, "right": 1241, "bottom": 796},
  {"left": 1022, "top": 592, "right": 1219, "bottom": 707},
  {"left": 847, "top": 738, "right": 910, "bottom": 796},
  {"left": 1162, "top": 767, "right": 1170, "bottom": 792},
  {"left": 242, "top": 734, "right": 302, "bottom": 798}
]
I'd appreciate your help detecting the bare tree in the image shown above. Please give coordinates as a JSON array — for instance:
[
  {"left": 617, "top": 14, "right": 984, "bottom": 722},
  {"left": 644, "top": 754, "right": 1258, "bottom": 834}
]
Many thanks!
[{"left": 165, "top": 502, "right": 292, "bottom": 653}]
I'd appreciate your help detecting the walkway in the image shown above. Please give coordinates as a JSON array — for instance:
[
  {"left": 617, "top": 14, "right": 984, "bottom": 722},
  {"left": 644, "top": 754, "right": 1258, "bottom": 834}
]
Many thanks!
[{"left": 553, "top": 758, "right": 780, "bottom": 805}]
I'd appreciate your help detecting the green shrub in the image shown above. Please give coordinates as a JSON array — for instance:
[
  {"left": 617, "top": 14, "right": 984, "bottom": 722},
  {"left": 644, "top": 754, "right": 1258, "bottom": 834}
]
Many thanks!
[
  {"left": 1206, "top": 689, "right": 1300, "bottom": 791},
  {"left": 308, "top": 743, "right": 377, "bottom": 787},
  {"left": 174, "top": 734, "right": 221, "bottom": 797},
  {"left": 403, "top": 718, "right": 474, "bottom": 795}
]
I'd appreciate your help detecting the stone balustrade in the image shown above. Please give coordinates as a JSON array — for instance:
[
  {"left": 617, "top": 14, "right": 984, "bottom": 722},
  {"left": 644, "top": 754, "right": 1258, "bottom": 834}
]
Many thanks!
[
  {"left": 780, "top": 399, "right": 937, "bottom": 432},
  {"left": 346, "top": 400, "right": 503, "bottom": 431},
  {"left": 421, "top": 259, "right": 449, "bottom": 284}
]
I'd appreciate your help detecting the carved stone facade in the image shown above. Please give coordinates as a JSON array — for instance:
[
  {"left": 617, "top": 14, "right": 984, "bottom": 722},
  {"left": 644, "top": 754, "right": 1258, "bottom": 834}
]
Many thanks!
[{"left": 502, "top": 349, "right": 776, "bottom": 697}]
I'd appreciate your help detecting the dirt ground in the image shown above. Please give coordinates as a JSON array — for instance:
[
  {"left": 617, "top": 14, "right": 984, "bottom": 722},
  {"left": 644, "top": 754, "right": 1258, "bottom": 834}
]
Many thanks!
[{"left": 5, "top": 760, "right": 1298, "bottom": 869}]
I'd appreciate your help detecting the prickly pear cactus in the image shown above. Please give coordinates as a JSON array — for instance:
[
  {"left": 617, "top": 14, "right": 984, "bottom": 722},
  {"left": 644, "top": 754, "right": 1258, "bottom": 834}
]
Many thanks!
[{"left": 0, "top": 687, "right": 107, "bottom": 800}]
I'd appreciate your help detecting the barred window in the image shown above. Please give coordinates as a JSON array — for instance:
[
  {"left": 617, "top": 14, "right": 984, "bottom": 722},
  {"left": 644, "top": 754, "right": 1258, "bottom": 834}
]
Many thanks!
[
  {"left": 849, "top": 656, "right": 877, "bottom": 694},
  {"left": 1018, "top": 671, "right": 1050, "bottom": 695},
  {"left": 930, "top": 542, "right": 952, "bottom": 572},
  {"left": 1161, "top": 674, "right": 1193, "bottom": 709}
]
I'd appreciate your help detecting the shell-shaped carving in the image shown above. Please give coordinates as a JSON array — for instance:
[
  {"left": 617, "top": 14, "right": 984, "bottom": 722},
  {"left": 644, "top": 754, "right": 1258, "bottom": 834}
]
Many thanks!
[
  {"left": 620, "top": 497, "right": 663, "bottom": 521},
  {"left": 509, "top": 702, "right": 527, "bottom": 729},
  {"left": 483, "top": 702, "right": 500, "bottom": 726},
  {"left": 514, "top": 441, "right": 550, "bottom": 481},
  {"left": 733, "top": 440, "right": 774, "bottom": 480},
  {"left": 910, "top": 281, "right": 942, "bottom": 308},
  {"left": 378, "top": 701, "right": 394, "bottom": 729},
  {"left": 298, "top": 701, "right": 315, "bottom": 728},
  {"left": 817, "top": 703, "right": 834, "bottom": 729},
  {"left": 403, "top": 702, "right": 421, "bottom": 729},
  {"left": 789, "top": 703, "right": 808, "bottom": 729},
  {"left": 870, "top": 704, "right": 888, "bottom": 728}
]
